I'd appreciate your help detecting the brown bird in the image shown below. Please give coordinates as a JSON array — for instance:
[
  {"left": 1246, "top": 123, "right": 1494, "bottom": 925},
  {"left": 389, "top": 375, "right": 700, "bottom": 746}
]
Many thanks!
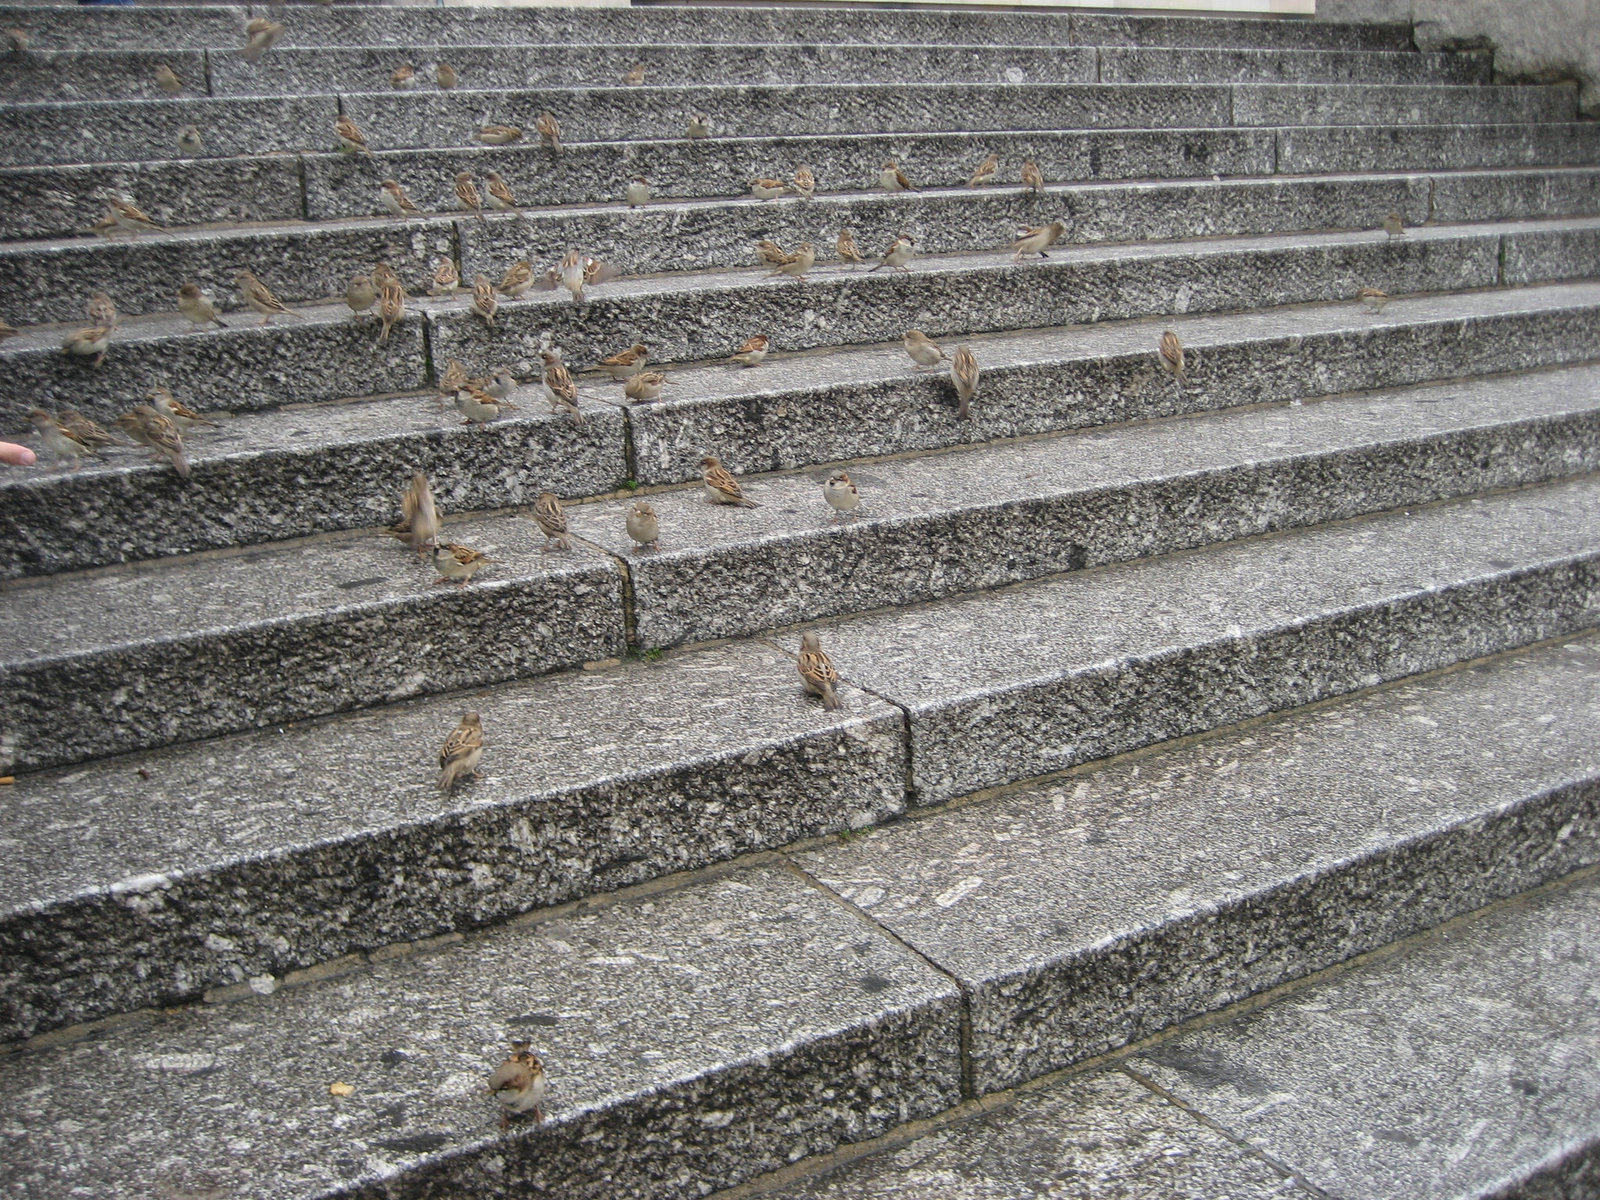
[
  {"left": 497, "top": 260, "right": 534, "bottom": 299},
  {"left": 1158, "top": 330, "right": 1186, "bottom": 386},
  {"left": 345, "top": 274, "right": 377, "bottom": 319},
  {"left": 531, "top": 491, "right": 571, "bottom": 552},
  {"left": 727, "top": 334, "right": 769, "bottom": 367},
  {"left": 967, "top": 152, "right": 998, "bottom": 188},
  {"left": 1020, "top": 160, "right": 1044, "bottom": 192},
  {"left": 535, "top": 111, "right": 561, "bottom": 151},
  {"left": 951, "top": 344, "right": 979, "bottom": 421},
  {"left": 115, "top": 404, "right": 190, "bottom": 477},
  {"left": 57, "top": 408, "right": 120, "bottom": 451},
  {"left": 797, "top": 631, "right": 842, "bottom": 711},
  {"left": 487, "top": 1041, "right": 546, "bottom": 1128},
  {"left": 147, "top": 386, "right": 218, "bottom": 432},
  {"left": 437, "top": 711, "right": 485, "bottom": 790},
  {"left": 391, "top": 64, "right": 415, "bottom": 90},
  {"left": 432, "top": 543, "right": 500, "bottom": 587},
  {"left": 240, "top": 18, "right": 284, "bottom": 62},
  {"left": 622, "top": 62, "right": 646, "bottom": 86},
  {"left": 177, "top": 282, "right": 228, "bottom": 329},
  {"left": 878, "top": 161, "right": 915, "bottom": 192},
  {"left": 700, "top": 455, "right": 758, "bottom": 508},
  {"left": 790, "top": 166, "right": 816, "bottom": 200},
  {"left": 484, "top": 171, "right": 520, "bottom": 215},
  {"left": 85, "top": 291, "right": 118, "bottom": 329},
  {"left": 1011, "top": 221, "right": 1066, "bottom": 263},
  {"left": 389, "top": 469, "right": 439, "bottom": 559},
  {"left": 587, "top": 343, "right": 649, "bottom": 381},
  {"left": 624, "top": 370, "right": 667, "bottom": 402},
  {"left": 755, "top": 239, "right": 789, "bottom": 267},
  {"left": 376, "top": 278, "right": 405, "bottom": 344},
  {"left": 379, "top": 179, "right": 420, "bottom": 220},
  {"left": 107, "top": 198, "right": 165, "bottom": 237},
  {"left": 539, "top": 351, "right": 583, "bottom": 424},
  {"left": 454, "top": 171, "right": 486, "bottom": 224},
  {"left": 1358, "top": 286, "right": 1391, "bottom": 314},
  {"left": 335, "top": 114, "right": 374, "bottom": 158},
  {"left": 436, "top": 62, "right": 458, "bottom": 89},
  {"left": 155, "top": 64, "right": 183, "bottom": 95},
  {"left": 430, "top": 258, "right": 460, "bottom": 296},
  {"left": 371, "top": 262, "right": 400, "bottom": 292},
  {"left": 235, "top": 269, "right": 297, "bottom": 326},
  {"left": 471, "top": 275, "right": 498, "bottom": 328},
  {"left": 1383, "top": 210, "right": 1406, "bottom": 239},
  {"left": 836, "top": 229, "right": 865, "bottom": 266},
  {"left": 474, "top": 124, "right": 522, "bottom": 146},
  {"left": 61, "top": 326, "right": 113, "bottom": 367}
]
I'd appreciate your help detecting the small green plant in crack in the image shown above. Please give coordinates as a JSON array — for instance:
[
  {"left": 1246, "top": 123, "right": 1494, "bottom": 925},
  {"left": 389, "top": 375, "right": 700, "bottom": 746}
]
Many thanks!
[
  {"left": 626, "top": 646, "right": 667, "bottom": 663},
  {"left": 619, "top": 478, "right": 639, "bottom": 491}
]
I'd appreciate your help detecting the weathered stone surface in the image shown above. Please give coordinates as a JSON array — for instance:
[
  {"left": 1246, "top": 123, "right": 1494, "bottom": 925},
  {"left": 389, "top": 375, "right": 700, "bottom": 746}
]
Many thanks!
[
  {"left": 1135, "top": 867, "right": 1600, "bottom": 1199},
  {"left": 1503, "top": 218, "right": 1600, "bottom": 285},
  {"left": 0, "top": 514, "right": 626, "bottom": 772},
  {"left": 1099, "top": 45, "right": 1489, "bottom": 86},
  {"left": 573, "top": 364, "right": 1600, "bottom": 649},
  {"left": 1429, "top": 165, "right": 1600, "bottom": 223},
  {"left": 1414, "top": 0, "right": 1600, "bottom": 116},
  {"left": 0, "top": 48, "right": 209, "bottom": 103},
  {"left": 797, "top": 636, "right": 1600, "bottom": 1091},
  {"left": 802, "top": 474, "right": 1600, "bottom": 806},
  {"left": 1277, "top": 121, "right": 1600, "bottom": 173},
  {"left": 1232, "top": 81, "right": 1576, "bottom": 127},
  {"left": 0, "top": 642, "right": 905, "bottom": 1040},
  {"left": 0, "top": 4, "right": 248, "bottom": 52},
  {"left": 0, "top": 865, "right": 963, "bottom": 1199},
  {"left": 1070, "top": 12, "right": 1410, "bottom": 51}
]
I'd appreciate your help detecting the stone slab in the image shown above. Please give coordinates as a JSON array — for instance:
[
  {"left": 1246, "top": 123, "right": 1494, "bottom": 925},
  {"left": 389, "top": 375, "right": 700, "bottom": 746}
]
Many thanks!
[
  {"left": 624, "top": 281, "right": 1600, "bottom": 486},
  {"left": 767, "top": 1068, "right": 1302, "bottom": 1200},
  {"left": 0, "top": 864, "right": 963, "bottom": 1199},
  {"left": 0, "top": 4, "right": 248, "bottom": 52},
  {"left": 0, "top": 640, "right": 905, "bottom": 1040},
  {"left": 0, "top": 384, "right": 626, "bottom": 578},
  {"left": 1277, "top": 121, "right": 1600, "bottom": 174},
  {"left": 1429, "top": 166, "right": 1600, "bottom": 225},
  {"left": 1233, "top": 81, "right": 1576, "bottom": 127},
  {"left": 801, "top": 473, "right": 1600, "bottom": 806},
  {"left": 1504, "top": 220, "right": 1600, "bottom": 286},
  {"left": 1134, "top": 868, "right": 1600, "bottom": 1200},
  {"left": 1099, "top": 45, "right": 1489, "bottom": 86},
  {"left": 576, "top": 363, "right": 1600, "bottom": 649},
  {"left": 797, "top": 635, "right": 1600, "bottom": 1092},
  {"left": 0, "top": 48, "right": 210, "bottom": 103},
  {"left": 1070, "top": 12, "right": 1410, "bottom": 52},
  {"left": 0, "top": 94, "right": 340, "bottom": 168},
  {"left": 0, "top": 512, "right": 626, "bottom": 773}
]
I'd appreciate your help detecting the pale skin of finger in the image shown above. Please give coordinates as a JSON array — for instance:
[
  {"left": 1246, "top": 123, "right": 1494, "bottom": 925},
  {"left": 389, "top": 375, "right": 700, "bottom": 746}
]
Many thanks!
[{"left": 0, "top": 441, "right": 37, "bottom": 466}]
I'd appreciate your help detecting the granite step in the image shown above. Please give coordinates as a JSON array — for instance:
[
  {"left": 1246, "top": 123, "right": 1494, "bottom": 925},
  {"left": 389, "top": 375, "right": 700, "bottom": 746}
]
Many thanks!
[
  {"left": 8, "top": 281, "right": 1599, "bottom": 579},
  {"left": 772, "top": 827, "right": 1600, "bottom": 1200},
  {"left": 3, "top": 628, "right": 1595, "bottom": 1195},
  {"left": 9, "top": 120, "right": 1599, "bottom": 244},
  {"left": 8, "top": 214, "right": 1599, "bottom": 428}
]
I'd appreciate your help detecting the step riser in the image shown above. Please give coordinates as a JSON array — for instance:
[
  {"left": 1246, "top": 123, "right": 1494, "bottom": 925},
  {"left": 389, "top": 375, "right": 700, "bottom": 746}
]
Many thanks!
[
  {"left": 1280, "top": 122, "right": 1600, "bottom": 175},
  {"left": 0, "top": 555, "right": 627, "bottom": 774},
  {"left": 0, "top": 48, "right": 211, "bottom": 103},
  {"left": 3, "top": 84, "right": 1569, "bottom": 170},
  {"left": 1098, "top": 46, "right": 1488, "bottom": 87}
]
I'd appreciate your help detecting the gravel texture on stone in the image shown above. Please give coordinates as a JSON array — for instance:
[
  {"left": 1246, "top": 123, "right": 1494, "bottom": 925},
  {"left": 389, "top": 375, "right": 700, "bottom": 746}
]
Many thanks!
[
  {"left": 0, "top": 48, "right": 210, "bottom": 103},
  {"left": 0, "top": 864, "right": 963, "bottom": 1200},
  {"left": 1277, "top": 121, "right": 1600, "bottom": 174},
  {"left": 1098, "top": 45, "right": 1488, "bottom": 86},
  {"left": 798, "top": 635, "right": 1600, "bottom": 1092},
  {"left": 1230, "top": 81, "right": 1575, "bottom": 127},
  {"left": 1429, "top": 165, "right": 1600, "bottom": 224}
]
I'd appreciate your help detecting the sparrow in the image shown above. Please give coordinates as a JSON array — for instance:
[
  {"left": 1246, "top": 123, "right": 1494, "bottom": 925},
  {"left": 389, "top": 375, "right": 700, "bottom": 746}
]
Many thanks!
[
  {"left": 836, "top": 229, "right": 865, "bottom": 265},
  {"left": 1383, "top": 210, "right": 1406, "bottom": 239},
  {"left": 430, "top": 258, "right": 460, "bottom": 296},
  {"left": 1358, "top": 286, "right": 1390, "bottom": 313},
  {"left": 108, "top": 198, "right": 164, "bottom": 236},
  {"left": 1011, "top": 221, "right": 1065, "bottom": 262},
  {"left": 436, "top": 62, "right": 458, "bottom": 89},
  {"left": 532, "top": 490, "right": 571, "bottom": 551},
  {"left": 57, "top": 408, "right": 121, "bottom": 451},
  {"left": 376, "top": 278, "right": 405, "bottom": 344},
  {"left": 624, "top": 370, "right": 667, "bottom": 402},
  {"left": 437, "top": 711, "right": 485, "bottom": 790},
  {"left": 335, "top": 114, "right": 374, "bottom": 157},
  {"left": 177, "top": 282, "right": 228, "bottom": 329},
  {"left": 625, "top": 501, "right": 660, "bottom": 552},
  {"left": 625, "top": 177, "right": 650, "bottom": 208},
  {"left": 61, "top": 326, "right": 112, "bottom": 367},
  {"left": 345, "top": 274, "right": 376, "bottom": 319},
  {"left": 967, "top": 152, "right": 998, "bottom": 187},
  {"left": 870, "top": 234, "right": 915, "bottom": 273},
  {"left": 147, "top": 385, "right": 218, "bottom": 431},
  {"left": 235, "top": 270, "right": 298, "bottom": 325},
  {"left": 475, "top": 124, "right": 523, "bottom": 146},
  {"left": 455, "top": 384, "right": 517, "bottom": 423},
  {"left": 86, "top": 291, "right": 118, "bottom": 328},
  {"left": 554, "top": 249, "right": 586, "bottom": 303},
  {"left": 727, "top": 334, "right": 769, "bottom": 367},
  {"left": 750, "top": 178, "right": 787, "bottom": 201},
  {"left": 797, "top": 631, "right": 841, "bottom": 711},
  {"left": 0, "top": 319, "right": 19, "bottom": 339},
  {"left": 878, "top": 161, "right": 915, "bottom": 192},
  {"left": 1020, "top": 160, "right": 1044, "bottom": 192},
  {"left": 372, "top": 262, "right": 400, "bottom": 292},
  {"left": 115, "top": 404, "right": 190, "bottom": 476},
  {"left": 903, "top": 329, "right": 946, "bottom": 371},
  {"left": 1158, "top": 330, "right": 1186, "bottom": 386},
  {"left": 582, "top": 256, "right": 620, "bottom": 290},
  {"left": 951, "top": 344, "right": 979, "bottom": 420},
  {"left": 389, "top": 469, "right": 439, "bottom": 558},
  {"left": 471, "top": 275, "right": 498, "bottom": 328},
  {"left": 768, "top": 242, "right": 816, "bottom": 281},
  {"left": 686, "top": 111, "right": 711, "bottom": 139},
  {"left": 155, "top": 64, "right": 183, "bottom": 94},
  {"left": 5, "top": 26, "right": 28, "bottom": 56},
  {"left": 484, "top": 171, "right": 520, "bottom": 214},
  {"left": 433, "top": 543, "right": 499, "bottom": 586},
  {"left": 438, "top": 358, "right": 469, "bottom": 397},
  {"left": 487, "top": 1041, "right": 546, "bottom": 1128},
  {"left": 587, "top": 343, "right": 649, "bottom": 380},
  {"left": 822, "top": 470, "right": 860, "bottom": 521},
  {"left": 789, "top": 166, "right": 816, "bottom": 200},
  {"left": 496, "top": 260, "right": 534, "bottom": 298},
  {"left": 28, "top": 409, "right": 99, "bottom": 468},
  {"left": 391, "top": 64, "right": 415, "bottom": 90},
  {"left": 623, "top": 62, "right": 646, "bottom": 86},
  {"left": 755, "top": 239, "right": 789, "bottom": 266},
  {"left": 535, "top": 111, "right": 560, "bottom": 150},
  {"left": 482, "top": 367, "right": 517, "bottom": 400},
  {"left": 700, "top": 455, "right": 757, "bottom": 507},
  {"left": 379, "top": 179, "right": 421, "bottom": 219},
  {"left": 240, "top": 18, "right": 284, "bottom": 62},
  {"left": 177, "top": 125, "right": 204, "bottom": 157},
  {"left": 454, "top": 171, "right": 487, "bottom": 223},
  {"left": 540, "top": 351, "right": 583, "bottom": 423}
]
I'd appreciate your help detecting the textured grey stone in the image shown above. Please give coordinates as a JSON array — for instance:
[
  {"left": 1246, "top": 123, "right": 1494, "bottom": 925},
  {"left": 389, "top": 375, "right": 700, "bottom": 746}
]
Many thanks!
[
  {"left": 574, "top": 363, "right": 1600, "bottom": 650},
  {"left": 803, "top": 474, "right": 1600, "bottom": 807},
  {"left": 768, "top": 1069, "right": 1301, "bottom": 1200},
  {"left": 1070, "top": 12, "right": 1410, "bottom": 52},
  {"left": 0, "top": 386, "right": 626, "bottom": 578},
  {"left": 0, "top": 514, "right": 626, "bottom": 773},
  {"left": 624, "top": 282, "right": 1600, "bottom": 486},
  {"left": 1098, "top": 45, "right": 1489, "bottom": 86},
  {"left": 0, "top": 864, "right": 963, "bottom": 1199},
  {"left": 797, "top": 635, "right": 1600, "bottom": 1093},
  {"left": 1277, "top": 121, "right": 1600, "bottom": 173},
  {"left": 0, "top": 48, "right": 210, "bottom": 103},
  {"left": 0, "top": 640, "right": 904, "bottom": 1040},
  {"left": 1429, "top": 165, "right": 1600, "bottom": 224},
  {"left": 1231, "top": 81, "right": 1576, "bottom": 127},
  {"left": 1134, "top": 868, "right": 1600, "bottom": 1200},
  {"left": 0, "top": 4, "right": 248, "bottom": 52},
  {"left": 0, "top": 94, "right": 340, "bottom": 168},
  {"left": 1503, "top": 218, "right": 1600, "bottom": 285},
  {"left": 1414, "top": 0, "right": 1600, "bottom": 116}
]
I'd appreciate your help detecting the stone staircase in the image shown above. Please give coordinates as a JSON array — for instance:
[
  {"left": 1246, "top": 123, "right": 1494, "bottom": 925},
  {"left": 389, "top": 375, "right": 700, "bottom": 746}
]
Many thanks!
[{"left": 0, "top": 4, "right": 1597, "bottom": 1197}]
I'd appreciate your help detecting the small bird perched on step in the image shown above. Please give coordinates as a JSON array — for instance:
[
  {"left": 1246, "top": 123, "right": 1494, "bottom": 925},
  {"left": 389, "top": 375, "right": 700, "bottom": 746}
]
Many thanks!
[
  {"left": 475, "top": 124, "right": 523, "bottom": 146},
  {"left": 1158, "top": 330, "right": 1186, "bottom": 387},
  {"left": 768, "top": 242, "right": 816, "bottom": 282},
  {"left": 438, "top": 711, "right": 485, "bottom": 791},
  {"left": 58, "top": 408, "right": 121, "bottom": 453},
  {"left": 482, "top": 367, "right": 517, "bottom": 400},
  {"left": 85, "top": 291, "right": 117, "bottom": 329},
  {"left": 148, "top": 386, "right": 218, "bottom": 432},
  {"left": 750, "top": 178, "right": 787, "bottom": 201},
  {"left": 488, "top": 1040, "right": 546, "bottom": 1128},
  {"left": 430, "top": 258, "right": 460, "bottom": 297},
  {"left": 1012, "top": 221, "right": 1065, "bottom": 262},
  {"left": 436, "top": 62, "right": 458, "bottom": 90},
  {"left": 61, "top": 326, "right": 112, "bottom": 367},
  {"left": 1358, "top": 287, "right": 1390, "bottom": 314},
  {"left": 454, "top": 171, "right": 487, "bottom": 224},
  {"left": 755, "top": 239, "right": 789, "bottom": 267},
  {"left": 106, "top": 198, "right": 164, "bottom": 238},
  {"left": 335, "top": 114, "right": 374, "bottom": 158},
  {"left": 532, "top": 491, "right": 571, "bottom": 552},
  {"left": 626, "top": 176, "right": 650, "bottom": 208},
  {"left": 155, "top": 64, "right": 183, "bottom": 94},
  {"left": 727, "top": 335, "right": 769, "bottom": 367},
  {"left": 823, "top": 470, "right": 860, "bottom": 522},
  {"left": 626, "top": 501, "right": 660, "bottom": 552},
  {"left": 345, "top": 274, "right": 376, "bottom": 320},
  {"left": 1020, "top": 160, "right": 1044, "bottom": 193},
  {"left": 622, "top": 62, "right": 646, "bottom": 86},
  {"left": 379, "top": 180, "right": 422, "bottom": 220},
  {"left": 432, "top": 543, "right": 499, "bottom": 587},
  {"left": 789, "top": 166, "right": 816, "bottom": 200},
  {"left": 116, "top": 404, "right": 190, "bottom": 477},
  {"left": 797, "top": 631, "right": 842, "bottom": 711},
  {"left": 967, "top": 152, "right": 998, "bottom": 188},
  {"left": 535, "top": 111, "right": 561, "bottom": 151},
  {"left": 484, "top": 171, "right": 520, "bottom": 214},
  {"left": 178, "top": 282, "right": 228, "bottom": 329},
  {"left": 540, "top": 351, "right": 583, "bottom": 424},
  {"left": 871, "top": 234, "right": 915, "bottom": 273},
  {"left": 836, "top": 229, "right": 865, "bottom": 266},
  {"left": 455, "top": 384, "right": 517, "bottom": 424},
  {"left": 951, "top": 344, "right": 979, "bottom": 421},
  {"left": 28, "top": 409, "right": 100, "bottom": 469},
  {"left": 376, "top": 278, "right": 405, "bottom": 344},
  {"left": 903, "top": 329, "right": 947, "bottom": 372},
  {"left": 1382, "top": 210, "right": 1406, "bottom": 239},
  {"left": 587, "top": 343, "right": 650, "bottom": 381},
  {"left": 389, "top": 470, "right": 439, "bottom": 559},
  {"left": 878, "top": 160, "right": 915, "bottom": 193},
  {"left": 391, "top": 64, "right": 415, "bottom": 90},
  {"left": 686, "top": 110, "right": 711, "bottom": 139},
  {"left": 701, "top": 455, "right": 758, "bottom": 508},
  {"left": 177, "top": 125, "right": 204, "bottom": 157},
  {"left": 624, "top": 371, "right": 667, "bottom": 403},
  {"left": 497, "top": 260, "right": 534, "bottom": 299},
  {"left": 240, "top": 18, "right": 284, "bottom": 62},
  {"left": 471, "top": 275, "right": 498, "bottom": 328}
]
